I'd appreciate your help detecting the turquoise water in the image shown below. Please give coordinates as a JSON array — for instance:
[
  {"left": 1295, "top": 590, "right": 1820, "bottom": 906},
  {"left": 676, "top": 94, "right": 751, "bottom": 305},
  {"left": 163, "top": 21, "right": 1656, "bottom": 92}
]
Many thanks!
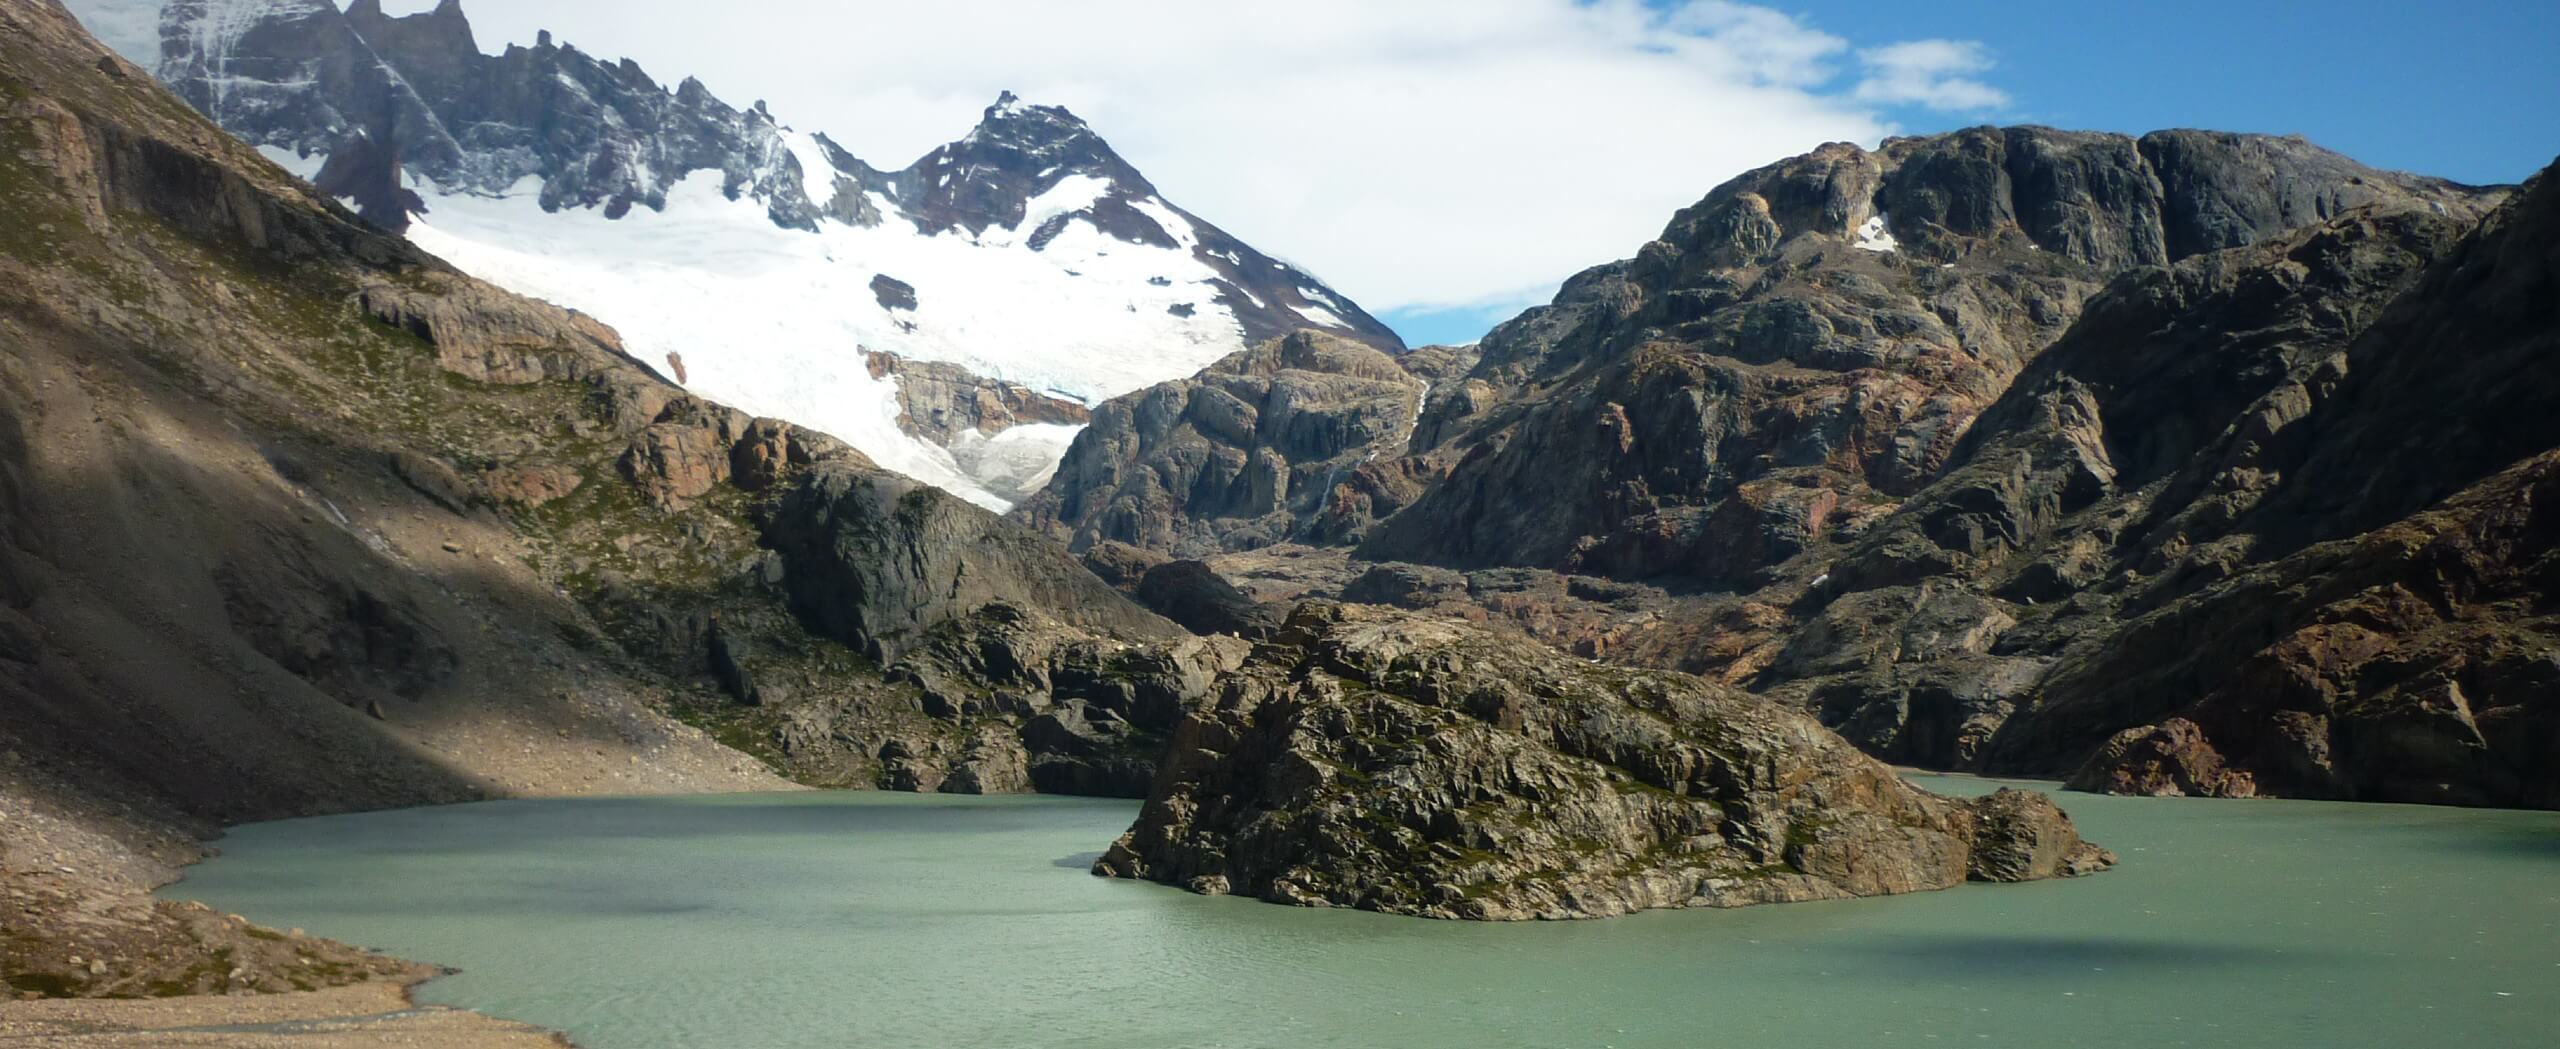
[{"left": 169, "top": 777, "right": 2560, "bottom": 1048}]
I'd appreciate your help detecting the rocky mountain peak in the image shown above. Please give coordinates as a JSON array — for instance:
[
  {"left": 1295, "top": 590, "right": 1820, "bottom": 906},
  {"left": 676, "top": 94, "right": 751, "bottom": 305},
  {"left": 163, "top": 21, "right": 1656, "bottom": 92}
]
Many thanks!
[
  {"left": 1653, "top": 124, "right": 2491, "bottom": 284},
  {"left": 346, "top": 0, "right": 469, "bottom": 29},
  {"left": 1020, "top": 122, "right": 2518, "bottom": 670},
  {"left": 1332, "top": 122, "right": 2503, "bottom": 572},
  {"left": 972, "top": 90, "right": 1106, "bottom": 152},
  {"left": 76, "top": 0, "right": 1403, "bottom": 510},
  {"left": 344, "top": 0, "right": 475, "bottom": 44},
  {"left": 889, "top": 92, "right": 1157, "bottom": 239},
  {"left": 119, "top": 0, "right": 1401, "bottom": 354}
]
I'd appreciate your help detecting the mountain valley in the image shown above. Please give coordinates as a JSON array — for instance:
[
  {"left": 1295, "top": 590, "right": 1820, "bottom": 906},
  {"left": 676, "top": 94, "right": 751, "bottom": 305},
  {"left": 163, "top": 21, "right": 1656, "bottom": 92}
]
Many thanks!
[{"left": 3, "top": 0, "right": 2556, "bottom": 1045}]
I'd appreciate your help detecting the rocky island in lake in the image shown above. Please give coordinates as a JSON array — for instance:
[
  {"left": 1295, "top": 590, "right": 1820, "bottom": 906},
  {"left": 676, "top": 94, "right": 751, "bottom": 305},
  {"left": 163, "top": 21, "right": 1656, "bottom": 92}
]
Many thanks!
[{"left": 1098, "top": 603, "right": 2110, "bottom": 919}]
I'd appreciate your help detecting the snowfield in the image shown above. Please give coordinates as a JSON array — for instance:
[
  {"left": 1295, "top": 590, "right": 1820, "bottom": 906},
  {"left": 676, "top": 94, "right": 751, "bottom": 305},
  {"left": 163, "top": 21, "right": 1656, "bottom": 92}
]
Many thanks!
[{"left": 399, "top": 166, "right": 1255, "bottom": 510}]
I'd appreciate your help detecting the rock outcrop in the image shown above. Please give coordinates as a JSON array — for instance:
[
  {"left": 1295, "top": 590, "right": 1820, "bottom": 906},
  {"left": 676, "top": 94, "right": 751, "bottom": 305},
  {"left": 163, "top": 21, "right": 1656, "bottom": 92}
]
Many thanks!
[
  {"left": 763, "top": 463, "right": 1182, "bottom": 662},
  {"left": 1351, "top": 128, "right": 2494, "bottom": 583},
  {"left": 862, "top": 350, "right": 1090, "bottom": 447},
  {"left": 1761, "top": 206, "right": 2479, "bottom": 769},
  {"left": 355, "top": 280, "right": 628, "bottom": 384},
  {"left": 1018, "top": 331, "right": 1439, "bottom": 555},
  {"left": 1095, "top": 604, "right": 2110, "bottom": 919},
  {"left": 860, "top": 349, "right": 1093, "bottom": 504}
]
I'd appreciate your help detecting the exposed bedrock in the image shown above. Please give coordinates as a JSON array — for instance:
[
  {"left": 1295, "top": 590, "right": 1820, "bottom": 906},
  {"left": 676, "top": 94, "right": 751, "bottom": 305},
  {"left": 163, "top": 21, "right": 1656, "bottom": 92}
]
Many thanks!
[{"left": 1096, "top": 604, "right": 2110, "bottom": 919}]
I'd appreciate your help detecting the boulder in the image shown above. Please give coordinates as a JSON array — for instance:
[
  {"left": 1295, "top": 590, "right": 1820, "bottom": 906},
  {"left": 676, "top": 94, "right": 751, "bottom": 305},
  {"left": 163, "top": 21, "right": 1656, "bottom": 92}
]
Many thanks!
[
  {"left": 939, "top": 725, "right": 1033, "bottom": 795},
  {"left": 1961, "top": 788, "right": 2116, "bottom": 881},
  {"left": 479, "top": 462, "right": 583, "bottom": 509},
  {"left": 2066, "top": 719, "right": 2256, "bottom": 798},
  {"left": 386, "top": 450, "right": 471, "bottom": 514}
]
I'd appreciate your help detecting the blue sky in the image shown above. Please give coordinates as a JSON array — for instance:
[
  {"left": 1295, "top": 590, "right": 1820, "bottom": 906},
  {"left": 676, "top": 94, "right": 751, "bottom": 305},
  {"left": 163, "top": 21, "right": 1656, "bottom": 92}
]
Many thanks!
[{"left": 1381, "top": 0, "right": 2560, "bottom": 346}]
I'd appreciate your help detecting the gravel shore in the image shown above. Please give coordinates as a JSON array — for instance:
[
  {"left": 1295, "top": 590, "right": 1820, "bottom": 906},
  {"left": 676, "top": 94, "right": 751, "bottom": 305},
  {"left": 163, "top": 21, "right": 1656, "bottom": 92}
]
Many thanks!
[{"left": 0, "top": 981, "right": 567, "bottom": 1048}]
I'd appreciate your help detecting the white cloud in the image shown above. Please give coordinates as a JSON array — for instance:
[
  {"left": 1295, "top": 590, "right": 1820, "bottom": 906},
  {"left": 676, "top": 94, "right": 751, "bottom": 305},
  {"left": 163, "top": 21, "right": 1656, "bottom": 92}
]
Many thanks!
[
  {"left": 306, "top": 3, "right": 2004, "bottom": 318},
  {"left": 1854, "top": 39, "right": 2012, "bottom": 113}
]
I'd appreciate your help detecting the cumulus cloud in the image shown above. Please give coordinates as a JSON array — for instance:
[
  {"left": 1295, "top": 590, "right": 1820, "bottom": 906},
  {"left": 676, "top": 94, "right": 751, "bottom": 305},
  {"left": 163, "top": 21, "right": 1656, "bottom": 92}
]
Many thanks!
[
  {"left": 1854, "top": 40, "right": 2012, "bottom": 112},
  {"left": 329, "top": 2, "right": 2003, "bottom": 328}
]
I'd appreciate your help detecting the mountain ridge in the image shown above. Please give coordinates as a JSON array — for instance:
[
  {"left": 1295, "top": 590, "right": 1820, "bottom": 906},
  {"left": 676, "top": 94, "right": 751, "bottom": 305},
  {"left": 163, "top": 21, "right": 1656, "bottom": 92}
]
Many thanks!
[
  {"left": 63, "top": 0, "right": 1403, "bottom": 511},
  {"left": 1020, "top": 122, "right": 2556, "bottom": 810}
]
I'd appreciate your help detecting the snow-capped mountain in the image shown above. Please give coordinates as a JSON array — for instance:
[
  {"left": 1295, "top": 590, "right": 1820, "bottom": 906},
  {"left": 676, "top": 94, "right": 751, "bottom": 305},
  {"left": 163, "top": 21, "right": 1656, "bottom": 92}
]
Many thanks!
[{"left": 65, "top": 0, "right": 1403, "bottom": 508}]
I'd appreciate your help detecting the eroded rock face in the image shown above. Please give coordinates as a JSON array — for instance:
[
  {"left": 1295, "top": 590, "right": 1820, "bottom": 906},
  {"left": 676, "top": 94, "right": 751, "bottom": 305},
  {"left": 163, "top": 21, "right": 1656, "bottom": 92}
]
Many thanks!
[
  {"left": 861, "top": 350, "right": 1090, "bottom": 447},
  {"left": 1784, "top": 169, "right": 2560, "bottom": 806},
  {"left": 357, "top": 281, "right": 630, "bottom": 385},
  {"left": 1017, "top": 331, "right": 1434, "bottom": 556},
  {"left": 1352, "top": 129, "right": 2495, "bottom": 583},
  {"left": 1095, "top": 604, "right": 2109, "bottom": 919},
  {"left": 762, "top": 463, "right": 1182, "bottom": 662},
  {"left": 2026, "top": 450, "right": 2560, "bottom": 808}
]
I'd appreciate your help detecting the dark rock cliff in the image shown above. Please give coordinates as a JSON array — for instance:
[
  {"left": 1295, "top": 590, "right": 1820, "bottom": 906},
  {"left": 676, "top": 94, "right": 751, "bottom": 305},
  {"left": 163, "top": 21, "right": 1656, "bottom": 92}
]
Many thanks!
[
  {"left": 1773, "top": 206, "right": 2477, "bottom": 769},
  {"left": 1354, "top": 128, "right": 2495, "bottom": 580},
  {"left": 1016, "top": 331, "right": 1453, "bottom": 555},
  {"left": 763, "top": 463, "right": 1183, "bottom": 664},
  {"left": 1606, "top": 165, "right": 2549, "bottom": 807},
  {"left": 1981, "top": 167, "right": 2560, "bottom": 805},
  {"left": 1735, "top": 162, "right": 2560, "bottom": 806}
]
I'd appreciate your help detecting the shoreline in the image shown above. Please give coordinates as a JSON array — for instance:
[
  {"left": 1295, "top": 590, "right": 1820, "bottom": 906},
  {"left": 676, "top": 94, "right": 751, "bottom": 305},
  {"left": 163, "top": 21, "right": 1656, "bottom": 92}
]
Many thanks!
[
  {"left": 0, "top": 975, "right": 572, "bottom": 1047},
  {"left": 3, "top": 831, "right": 590, "bottom": 1049},
  {"left": 25, "top": 785, "right": 860, "bottom": 1048},
  {"left": 3, "top": 781, "right": 793, "bottom": 1048},
  {"left": 9, "top": 785, "right": 1091, "bottom": 1046}
]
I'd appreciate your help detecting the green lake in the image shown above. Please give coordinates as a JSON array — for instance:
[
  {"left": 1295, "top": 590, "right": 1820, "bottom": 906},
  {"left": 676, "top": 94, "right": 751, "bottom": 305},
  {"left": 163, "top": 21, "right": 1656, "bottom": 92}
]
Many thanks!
[{"left": 168, "top": 776, "right": 2560, "bottom": 1048}]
